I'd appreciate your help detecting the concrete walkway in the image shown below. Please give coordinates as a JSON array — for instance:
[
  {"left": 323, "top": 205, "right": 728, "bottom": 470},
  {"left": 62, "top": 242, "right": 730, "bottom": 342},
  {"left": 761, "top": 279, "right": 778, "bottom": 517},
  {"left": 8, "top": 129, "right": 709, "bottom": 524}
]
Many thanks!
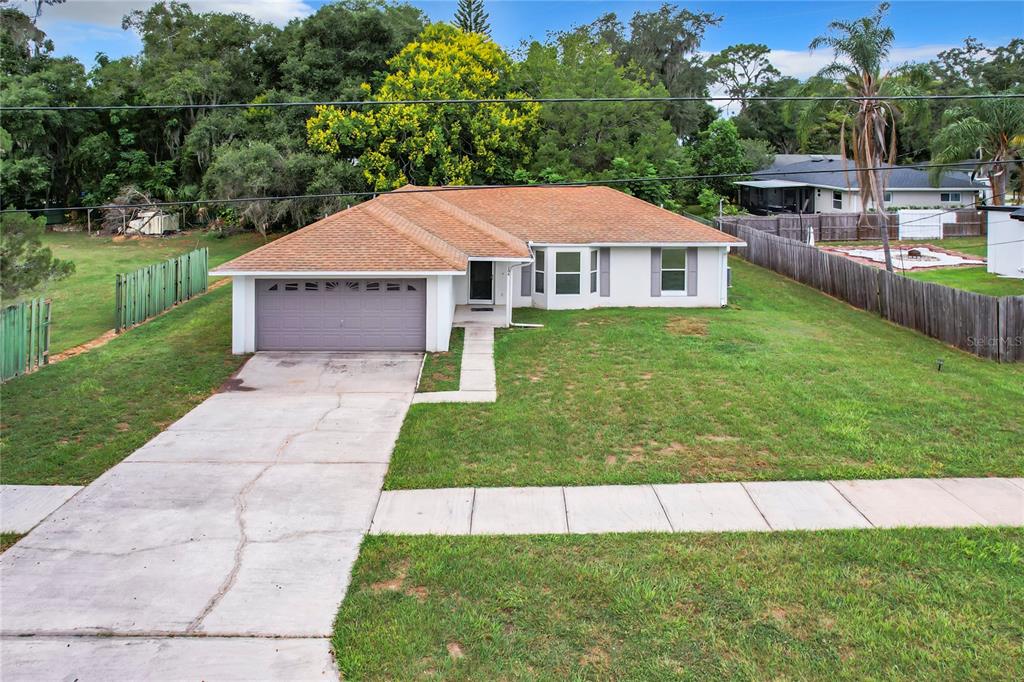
[
  {"left": 1, "top": 485, "right": 83, "bottom": 533},
  {"left": 413, "top": 325, "right": 497, "bottom": 403},
  {"left": 371, "top": 478, "right": 1024, "bottom": 535},
  {"left": 0, "top": 352, "right": 419, "bottom": 680}
]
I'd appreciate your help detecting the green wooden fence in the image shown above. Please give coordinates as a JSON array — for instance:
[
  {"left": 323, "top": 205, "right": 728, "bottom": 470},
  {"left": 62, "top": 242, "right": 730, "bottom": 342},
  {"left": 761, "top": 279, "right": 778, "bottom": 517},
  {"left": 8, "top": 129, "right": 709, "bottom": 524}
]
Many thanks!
[
  {"left": 115, "top": 248, "right": 209, "bottom": 332},
  {"left": 1, "top": 298, "right": 51, "bottom": 382}
]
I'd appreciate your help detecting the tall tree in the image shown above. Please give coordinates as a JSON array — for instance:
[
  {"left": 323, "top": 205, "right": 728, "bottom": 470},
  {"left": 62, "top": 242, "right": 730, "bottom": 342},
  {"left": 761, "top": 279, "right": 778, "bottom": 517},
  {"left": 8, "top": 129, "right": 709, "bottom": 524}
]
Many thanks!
[
  {"left": 307, "top": 24, "right": 538, "bottom": 189},
  {"left": 705, "top": 43, "right": 780, "bottom": 111},
  {"left": 454, "top": 0, "right": 489, "bottom": 36},
  {"left": 583, "top": 4, "right": 721, "bottom": 139},
  {"left": 518, "top": 30, "right": 689, "bottom": 200},
  {"left": 930, "top": 97, "right": 1024, "bottom": 206},
  {"left": 0, "top": 212, "right": 74, "bottom": 299},
  {"left": 807, "top": 2, "right": 907, "bottom": 271}
]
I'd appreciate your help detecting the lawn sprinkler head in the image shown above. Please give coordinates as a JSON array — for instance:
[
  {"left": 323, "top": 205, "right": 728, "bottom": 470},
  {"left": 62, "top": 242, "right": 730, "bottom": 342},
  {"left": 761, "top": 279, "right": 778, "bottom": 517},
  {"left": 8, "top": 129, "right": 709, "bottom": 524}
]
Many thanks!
[{"left": 936, "top": 358, "right": 944, "bottom": 372}]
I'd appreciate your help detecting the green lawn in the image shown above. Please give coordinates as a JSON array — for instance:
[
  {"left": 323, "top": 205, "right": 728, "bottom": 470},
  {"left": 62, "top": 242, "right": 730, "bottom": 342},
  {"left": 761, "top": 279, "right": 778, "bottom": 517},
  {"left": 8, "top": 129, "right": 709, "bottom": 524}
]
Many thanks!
[
  {"left": 418, "top": 327, "right": 464, "bottom": 392},
  {"left": 904, "top": 266, "right": 1024, "bottom": 296},
  {"left": 386, "top": 258, "right": 1024, "bottom": 490},
  {"left": 335, "top": 529, "right": 1024, "bottom": 680},
  {"left": 0, "top": 285, "right": 245, "bottom": 485},
  {"left": 30, "top": 231, "right": 267, "bottom": 354},
  {"left": 1, "top": 533, "right": 24, "bottom": 553}
]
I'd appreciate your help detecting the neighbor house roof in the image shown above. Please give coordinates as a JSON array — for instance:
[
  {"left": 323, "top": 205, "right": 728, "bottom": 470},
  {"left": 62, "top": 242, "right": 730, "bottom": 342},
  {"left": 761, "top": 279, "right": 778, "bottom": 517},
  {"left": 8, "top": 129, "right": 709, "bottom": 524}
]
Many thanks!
[
  {"left": 213, "top": 185, "right": 742, "bottom": 274},
  {"left": 742, "top": 157, "right": 984, "bottom": 191}
]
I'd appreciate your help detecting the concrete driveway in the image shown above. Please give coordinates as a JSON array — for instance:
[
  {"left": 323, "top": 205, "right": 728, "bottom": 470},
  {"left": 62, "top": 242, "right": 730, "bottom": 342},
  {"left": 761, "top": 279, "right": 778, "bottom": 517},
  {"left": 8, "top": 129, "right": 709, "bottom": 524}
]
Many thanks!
[{"left": 0, "top": 352, "right": 420, "bottom": 680}]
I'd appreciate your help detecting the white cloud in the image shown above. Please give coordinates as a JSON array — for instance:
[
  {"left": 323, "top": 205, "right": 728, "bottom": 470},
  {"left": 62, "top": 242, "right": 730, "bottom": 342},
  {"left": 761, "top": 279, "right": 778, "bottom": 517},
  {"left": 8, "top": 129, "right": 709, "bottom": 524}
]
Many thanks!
[
  {"left": 769, "top": 44, "right": 956, "bottom": 79},
  {"left": 24, "top": 0, "right": 314, "bottom": 29}
]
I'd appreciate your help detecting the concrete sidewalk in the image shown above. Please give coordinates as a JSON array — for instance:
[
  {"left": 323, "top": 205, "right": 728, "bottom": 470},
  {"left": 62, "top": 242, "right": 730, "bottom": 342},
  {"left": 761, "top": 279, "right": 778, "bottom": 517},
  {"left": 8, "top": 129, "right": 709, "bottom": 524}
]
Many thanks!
[
  {"left": 413, "top": 325, "right": 497, "bottom": 403},
  {"left": 0, "top": 352, "right": 420, "bottom": 680},
  {"left": 371, "top": 478, "right": 1024, "bottom": 535}
]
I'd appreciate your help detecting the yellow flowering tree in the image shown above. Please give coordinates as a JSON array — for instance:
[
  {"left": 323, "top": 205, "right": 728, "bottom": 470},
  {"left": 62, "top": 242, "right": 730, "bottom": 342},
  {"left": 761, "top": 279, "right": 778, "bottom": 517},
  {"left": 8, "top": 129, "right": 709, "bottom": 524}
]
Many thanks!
[{"left": 307, "top": 23, "right": 539, "bottom": 189}]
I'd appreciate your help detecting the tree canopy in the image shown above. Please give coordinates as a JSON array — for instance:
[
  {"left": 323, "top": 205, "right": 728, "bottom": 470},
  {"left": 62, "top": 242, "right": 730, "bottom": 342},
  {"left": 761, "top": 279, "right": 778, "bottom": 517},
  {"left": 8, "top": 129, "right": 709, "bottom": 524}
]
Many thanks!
[{"left": 307, "top": 24, "right": 539, "bottom": 189}]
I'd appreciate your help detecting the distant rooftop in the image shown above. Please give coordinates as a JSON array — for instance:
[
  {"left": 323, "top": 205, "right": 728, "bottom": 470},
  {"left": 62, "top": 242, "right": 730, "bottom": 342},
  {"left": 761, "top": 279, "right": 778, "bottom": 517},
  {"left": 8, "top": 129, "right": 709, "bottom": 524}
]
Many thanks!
[{"left": 748, "top": 155, "right": 983, "bottom": 191}]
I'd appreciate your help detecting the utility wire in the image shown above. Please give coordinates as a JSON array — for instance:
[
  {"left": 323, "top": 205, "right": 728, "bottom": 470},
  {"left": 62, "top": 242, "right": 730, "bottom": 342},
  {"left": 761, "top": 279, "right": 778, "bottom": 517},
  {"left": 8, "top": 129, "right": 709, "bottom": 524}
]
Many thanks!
[
  {"left": 3, "top": 92, "right": 1023, "bottom": 113},
  {"left": 1, "top": 160, "right": 1010, "bottom": 215}
]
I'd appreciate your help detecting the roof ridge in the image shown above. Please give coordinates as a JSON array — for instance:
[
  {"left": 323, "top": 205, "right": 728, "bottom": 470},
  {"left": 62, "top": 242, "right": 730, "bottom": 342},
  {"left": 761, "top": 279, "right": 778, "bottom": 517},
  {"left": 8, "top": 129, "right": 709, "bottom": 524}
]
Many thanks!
[
  {"left": 412, "top": 189, "right": 529, "bottom": 253},
  {"left": 362, "top": 200, "right": 468, "bottom": 270}
]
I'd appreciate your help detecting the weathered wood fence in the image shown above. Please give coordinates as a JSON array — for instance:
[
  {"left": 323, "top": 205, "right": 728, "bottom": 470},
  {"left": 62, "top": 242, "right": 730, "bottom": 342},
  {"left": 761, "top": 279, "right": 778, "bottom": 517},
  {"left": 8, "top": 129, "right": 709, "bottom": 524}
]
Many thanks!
[
  {"left": 718, "top": 221, "right": 1024, "bottom": 362},
  {"left": 1, "top": 298, "right": 51, "bottom": 382},
  {"left": 115, "top": 248, "right": 209, "bottom": 332},
  {"left": 720, "top": 210, "right": 984, "bottom": 242}
]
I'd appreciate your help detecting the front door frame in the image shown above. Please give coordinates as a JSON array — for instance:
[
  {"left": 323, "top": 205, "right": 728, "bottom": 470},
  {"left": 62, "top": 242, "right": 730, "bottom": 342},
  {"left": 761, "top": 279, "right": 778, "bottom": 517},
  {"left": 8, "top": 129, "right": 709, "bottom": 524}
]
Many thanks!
[{"left": 468, "top": 260, "right": 494, "bottom": 304}]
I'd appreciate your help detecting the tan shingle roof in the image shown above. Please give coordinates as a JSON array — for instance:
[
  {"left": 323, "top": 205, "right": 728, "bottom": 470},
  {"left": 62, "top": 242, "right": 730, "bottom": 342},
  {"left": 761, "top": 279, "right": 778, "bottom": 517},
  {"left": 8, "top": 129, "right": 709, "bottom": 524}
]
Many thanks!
[
  {"left": 213, "top": 185, "right": 741, "bottom": 274},
  {"left": 429, "top": 185, "right": 743, "bottom": 245}
]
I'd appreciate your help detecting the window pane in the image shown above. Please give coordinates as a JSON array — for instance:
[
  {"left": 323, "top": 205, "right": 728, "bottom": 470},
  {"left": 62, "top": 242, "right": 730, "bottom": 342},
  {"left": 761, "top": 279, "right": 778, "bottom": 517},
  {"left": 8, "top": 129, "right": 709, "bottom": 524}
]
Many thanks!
[
  {"left": 535, "top": 271, "right": 544, "bottom": 294},
  {"left": 661, "top": 248, "right": 686, "bottom": 270},
  {"left": 535, "top": 250, "right": 544, "bottom": 270},
  {"left": 590, "top": 271, "right": 598, "bottom": 293},
  {"left": 661, "top": 270, "right": 686, "bottom": 291},
  {"left": 555, "top": 273, "right": 580, "bottom": 295},
  {"left": 590, "top": 250, "right": 598, "bottom": 270},
  {"left": 555, "top": 251, "right": 580, "bottom": 272}
]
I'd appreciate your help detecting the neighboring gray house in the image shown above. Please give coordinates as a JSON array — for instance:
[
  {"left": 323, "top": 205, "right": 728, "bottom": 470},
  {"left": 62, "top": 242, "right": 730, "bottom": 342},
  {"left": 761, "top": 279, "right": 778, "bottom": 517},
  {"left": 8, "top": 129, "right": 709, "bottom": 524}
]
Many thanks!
[{"left": 735, "top": 155, "right": 984, "bottom": 214}]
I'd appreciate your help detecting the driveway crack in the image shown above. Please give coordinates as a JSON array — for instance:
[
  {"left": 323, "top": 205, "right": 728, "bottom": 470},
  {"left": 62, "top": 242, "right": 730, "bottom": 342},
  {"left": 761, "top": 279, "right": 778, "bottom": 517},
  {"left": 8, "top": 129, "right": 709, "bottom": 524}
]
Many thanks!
[{"left": 186, "top": 463, "right": 273, "bottom": 633}]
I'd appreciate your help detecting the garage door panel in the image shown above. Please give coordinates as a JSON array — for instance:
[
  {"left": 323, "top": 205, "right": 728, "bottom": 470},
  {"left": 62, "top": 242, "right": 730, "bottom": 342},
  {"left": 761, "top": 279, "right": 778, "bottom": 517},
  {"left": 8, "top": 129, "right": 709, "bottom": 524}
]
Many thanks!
[{"left": 256, "top": 278, "right": 425, "bottom": 351}]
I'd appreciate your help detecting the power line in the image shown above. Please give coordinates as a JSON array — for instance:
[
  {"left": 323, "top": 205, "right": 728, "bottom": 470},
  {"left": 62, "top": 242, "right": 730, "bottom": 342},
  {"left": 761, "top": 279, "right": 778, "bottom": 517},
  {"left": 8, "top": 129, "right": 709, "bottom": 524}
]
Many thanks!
[
  {"left": 0, "top": 160, "right": 1008, "bottom": 215},
  {"left": 3, "top": 92, "right": 1023, "bottom": 113}
]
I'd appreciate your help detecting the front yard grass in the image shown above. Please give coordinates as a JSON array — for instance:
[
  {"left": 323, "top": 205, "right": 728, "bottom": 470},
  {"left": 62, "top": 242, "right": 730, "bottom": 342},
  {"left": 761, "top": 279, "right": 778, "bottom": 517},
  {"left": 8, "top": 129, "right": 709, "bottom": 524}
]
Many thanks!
[
  {"left": 31, "top": 231, "right": 267, "bottom": 354},
  {"left": 335, "top": 529, "right": 1024, "bottom": 680},
  {"left": 386, "top": 258, "right": 1023, "bottom": 489},
  {"left": 0, "top": 285, "right": 245, "bottom": 485},
  {"left": 417, "top": 327, "right": 464, "bottom": 392}
]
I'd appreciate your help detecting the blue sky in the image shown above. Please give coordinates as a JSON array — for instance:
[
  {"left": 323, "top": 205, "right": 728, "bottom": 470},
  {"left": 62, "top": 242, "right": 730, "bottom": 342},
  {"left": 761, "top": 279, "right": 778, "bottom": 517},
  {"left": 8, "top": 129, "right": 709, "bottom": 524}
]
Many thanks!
[{"left": 25, "top": 0, "right": 1024, "bottom": 78}]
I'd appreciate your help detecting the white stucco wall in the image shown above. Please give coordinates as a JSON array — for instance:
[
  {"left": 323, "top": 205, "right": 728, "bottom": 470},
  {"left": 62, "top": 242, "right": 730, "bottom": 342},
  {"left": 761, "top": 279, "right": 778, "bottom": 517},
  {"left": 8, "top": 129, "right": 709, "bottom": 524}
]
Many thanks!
[
  {"left": 987, "top": 212, "right": 1024, "bottom": 279},
  {"left": 425, "top": 275, "right": 455, "bottom": 351},
  {"left": 514, "top": 246, "right": 728, "bottom": 310},
  {"left": 812, "top": 187, "right": 981, "bottom": 213},
  {"left": 231, "top": 275, "right": 256, "bottom": 354}
]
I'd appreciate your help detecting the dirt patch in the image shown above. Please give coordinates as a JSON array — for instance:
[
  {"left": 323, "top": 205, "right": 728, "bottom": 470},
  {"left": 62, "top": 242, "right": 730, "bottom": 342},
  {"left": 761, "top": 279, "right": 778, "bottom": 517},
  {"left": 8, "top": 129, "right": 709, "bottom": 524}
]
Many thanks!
[
  {"left": 369, "top": 560, "right": 410, "bottom": 593},
  {"left": 579, "top": 646, "right": 610, "bottom": 667},
  {"left": 665, "top": 317, "right": 709, "bottom": 336},
  {"left": 446, "top": 642, "right": 465, "bottom": 660},
  {"left": 701, "top": 434, "right": 740, "bottom": 443},
  {"left": 114, "top": 422, "right": 130, "bottom": 432}
]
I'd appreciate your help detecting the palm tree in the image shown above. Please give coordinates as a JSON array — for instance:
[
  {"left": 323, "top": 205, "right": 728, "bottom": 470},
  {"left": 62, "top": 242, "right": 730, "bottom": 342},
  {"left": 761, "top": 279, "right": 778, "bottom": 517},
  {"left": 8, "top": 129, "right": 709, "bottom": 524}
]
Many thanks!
[
  {"left": 930, "top": 97, "right": 1024, "bottom": 206},
  {"left": 808, "top": 2, "right": 905, "bottom": 271}
]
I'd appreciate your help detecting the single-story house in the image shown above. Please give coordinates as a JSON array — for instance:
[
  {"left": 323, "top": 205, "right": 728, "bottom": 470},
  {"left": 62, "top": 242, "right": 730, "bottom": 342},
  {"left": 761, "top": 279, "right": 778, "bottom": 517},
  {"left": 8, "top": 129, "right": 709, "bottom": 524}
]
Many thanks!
[
  {"left": 211, "top": 185, "right": 745, "bottom": 353},
  {"left": 734, "top": 155, "right": 984, "bottom": 214},
  {"left": 980, "top": 206, "right": 1024, "bottom": 279}
]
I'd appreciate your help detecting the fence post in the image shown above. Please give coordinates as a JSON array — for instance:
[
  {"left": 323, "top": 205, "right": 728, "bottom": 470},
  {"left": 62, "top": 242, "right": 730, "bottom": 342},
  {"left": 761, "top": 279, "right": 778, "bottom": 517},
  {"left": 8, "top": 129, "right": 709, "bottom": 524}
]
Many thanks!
[{"left": 42, "top": 300, "right": 50, "bottom": 366}]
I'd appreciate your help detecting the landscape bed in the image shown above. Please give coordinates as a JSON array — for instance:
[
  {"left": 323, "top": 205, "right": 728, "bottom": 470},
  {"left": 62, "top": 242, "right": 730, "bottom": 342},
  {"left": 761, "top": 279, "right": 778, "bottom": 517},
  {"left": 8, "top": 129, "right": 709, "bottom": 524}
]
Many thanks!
[
  {"left": 386, "top": 258, "right": 1024, "bottom": 490},
  {"left": 334, "top": 529, "right": 1024, "bottom": 680}
]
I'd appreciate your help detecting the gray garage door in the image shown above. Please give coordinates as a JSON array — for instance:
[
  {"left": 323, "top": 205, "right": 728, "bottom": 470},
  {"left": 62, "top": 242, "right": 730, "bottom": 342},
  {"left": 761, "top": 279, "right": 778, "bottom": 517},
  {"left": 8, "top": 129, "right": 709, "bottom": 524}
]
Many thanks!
[{"left": 256, "top": 279, "right": 426, "bottom": 351}]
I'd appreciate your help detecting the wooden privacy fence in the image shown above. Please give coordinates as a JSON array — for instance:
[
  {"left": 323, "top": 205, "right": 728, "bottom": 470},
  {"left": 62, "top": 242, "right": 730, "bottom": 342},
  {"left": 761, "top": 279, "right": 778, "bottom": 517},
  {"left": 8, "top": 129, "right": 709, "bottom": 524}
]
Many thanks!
[
  {"left": 1, "top": 298, "right": 51, "bottom": 382},
  {"left": 720, "top": 210, "right": 984, "bottom": 242},
  {"left": 115, "top": 248, "right": 209, "bottom": 332},
  {"left": 717, "top": 221, "right": 1024, "bottom": 362}
]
